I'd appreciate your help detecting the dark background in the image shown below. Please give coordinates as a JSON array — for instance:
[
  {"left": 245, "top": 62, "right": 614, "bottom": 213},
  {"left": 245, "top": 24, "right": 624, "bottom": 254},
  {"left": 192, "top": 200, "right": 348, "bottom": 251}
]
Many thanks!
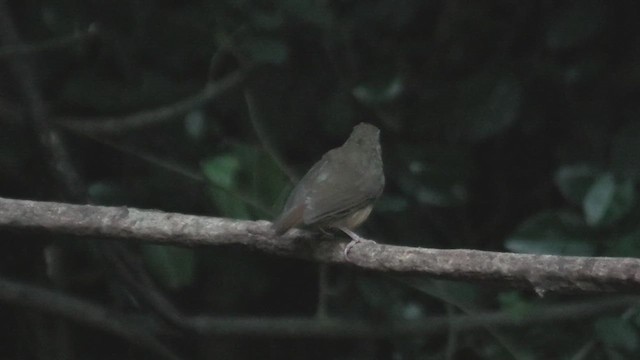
[{"left": 2, "top": 0, "right": 640, "bottom": 359}]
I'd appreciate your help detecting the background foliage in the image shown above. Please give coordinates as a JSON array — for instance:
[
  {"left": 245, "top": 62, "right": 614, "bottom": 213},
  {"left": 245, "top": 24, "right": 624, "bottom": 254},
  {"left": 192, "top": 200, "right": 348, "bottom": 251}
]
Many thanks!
[{"left": 2, "top": 0, "right": 640, "bottom": 359}]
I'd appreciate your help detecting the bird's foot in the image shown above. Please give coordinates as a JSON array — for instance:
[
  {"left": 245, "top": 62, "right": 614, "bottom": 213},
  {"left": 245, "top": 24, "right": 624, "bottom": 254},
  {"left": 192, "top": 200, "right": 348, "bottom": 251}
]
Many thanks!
[{"left": 340, "top": 227, "right": 376, "bottom": 260}]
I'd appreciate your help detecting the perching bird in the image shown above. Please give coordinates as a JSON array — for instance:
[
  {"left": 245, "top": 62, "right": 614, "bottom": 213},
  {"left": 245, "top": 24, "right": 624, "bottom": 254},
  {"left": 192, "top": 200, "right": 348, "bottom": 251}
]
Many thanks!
[{"left": 272, "top": 123, "right": 384, "bottom": 249}]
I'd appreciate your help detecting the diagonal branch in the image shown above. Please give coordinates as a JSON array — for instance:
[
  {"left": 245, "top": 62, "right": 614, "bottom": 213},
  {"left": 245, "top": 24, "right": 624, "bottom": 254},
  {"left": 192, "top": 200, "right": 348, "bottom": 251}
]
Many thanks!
[
  {"left": 0, "top": 24, "right": 98, "bottom": 58},
  {"left": 1, "top": 196, "right": 640, "bottom": 293},
  {"left": 0, "top": 0, "right": 85, "bottom": 199},
  {"left": 0, "top": 277, "right": 182, "bottom": 360},
  {"left": 54, "top": 68, "right": 253, "bottom": 134}
]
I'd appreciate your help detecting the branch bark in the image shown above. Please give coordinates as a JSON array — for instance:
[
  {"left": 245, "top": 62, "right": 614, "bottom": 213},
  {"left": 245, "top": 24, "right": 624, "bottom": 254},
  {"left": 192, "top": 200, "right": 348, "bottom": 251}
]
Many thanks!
[{"left": 1, "top": 196, "right": 640, "bottom": 294}]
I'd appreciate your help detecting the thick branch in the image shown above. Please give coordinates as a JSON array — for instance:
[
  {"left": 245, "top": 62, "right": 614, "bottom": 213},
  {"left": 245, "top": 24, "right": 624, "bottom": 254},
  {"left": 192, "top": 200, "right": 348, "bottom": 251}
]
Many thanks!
[{"left": 1, "top": 197, "right": 640, "bottom": 293}]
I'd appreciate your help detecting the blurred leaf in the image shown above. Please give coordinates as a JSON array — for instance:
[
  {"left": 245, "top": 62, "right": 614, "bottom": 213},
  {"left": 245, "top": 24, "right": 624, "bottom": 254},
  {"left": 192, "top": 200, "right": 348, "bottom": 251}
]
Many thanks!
[
  {"left": 202, "top": 152, "right": 251, "bottom": 218},
  {"left": 457, "top": 73, "right": 522, "bottom": 142},
  {"left": 202, "top": 153, "right": 241, "bottom": 188},
  {"left": 142, "top": 245, "right": 195, "bottom": 290},
  {"left": 242, "top": 37, "right": 289, "bottom": 65},
  {"left": 202, "top": 146, "right": 289, "bottom": 218},
  {"left": 398, "top": 146, "right": 472, "bottom": 207},
  {"left": 506, "top": 210, "right": 596, "bottom": 255},
  {"left": 611, "top": 121, "right": 640, "bottom": 181},
  {"left": 184, "top": 110, "right": 207, "bottom": 141},
  {"left": 234, "top": 144, "right": 289, "bottom": 208},
  {"left": 546, "top": 0, "right": 607, "bottom": 50},
  {"left": 506, "top": 238, "right": 595, "bottom": 256},
  {"left": 583, "top": 173, "right": 635, "bottom": 227},
  {"left": 555, "top": 164, "right": 601, "bottom": 206},
  {"left": 595, "top": 317, "right": 639, "bottom": 352},
  {"left": 207, "top": 187, "right": 252, "bottom": 219},
  {"left": 497, "top": 291, "right": 533, "bottom": 319},
  {"left": 352, "top": 76, "right": 405, "bottom": 105}
]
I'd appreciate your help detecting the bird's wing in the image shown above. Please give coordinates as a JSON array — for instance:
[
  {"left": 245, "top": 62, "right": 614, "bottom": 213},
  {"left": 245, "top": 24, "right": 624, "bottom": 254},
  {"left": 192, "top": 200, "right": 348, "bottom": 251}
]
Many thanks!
[
  {"left": 303, "top": 152, "right": 383, "bottom": 226},
  {"left": 272, "top": 154, "right": 329, "bottom": 234}
]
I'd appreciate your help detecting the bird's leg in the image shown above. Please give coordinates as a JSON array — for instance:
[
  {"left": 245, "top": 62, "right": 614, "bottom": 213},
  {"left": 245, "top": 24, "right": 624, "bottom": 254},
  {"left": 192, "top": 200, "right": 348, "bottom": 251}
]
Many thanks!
[{"left": 340, "top": 227, "right": 376, "bottom": 259}]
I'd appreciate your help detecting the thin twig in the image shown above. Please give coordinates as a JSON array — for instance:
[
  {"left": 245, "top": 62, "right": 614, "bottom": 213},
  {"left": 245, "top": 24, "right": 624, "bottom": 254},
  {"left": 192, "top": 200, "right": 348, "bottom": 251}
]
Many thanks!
[
  {"left": 0, "top": 24, "right": 99, "bottom": 58},
  {"left": 54, "top": 68, "right": 253, "bottom": 134},
  {"left": 60, "top": 129, "right": 274, "bottom": 216},
  {"left": 245, "top": 88, "right": 299, "bottom": 183}
]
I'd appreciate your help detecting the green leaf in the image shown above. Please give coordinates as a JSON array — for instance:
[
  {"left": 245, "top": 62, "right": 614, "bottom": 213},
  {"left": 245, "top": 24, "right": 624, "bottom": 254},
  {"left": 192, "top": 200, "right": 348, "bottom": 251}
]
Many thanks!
[
  {"left": 554, "top": 164, "right": 600, "bottom": 206},
  {"left": 497, "top": 291, "right": 533, "bottom": 320},
  {"left": 583, "top": 173, "right": 636, "bottom": 226},
  {"left": 202, "top": 153, "right": 241, "bottom": 188},
  {"left": 201, "top": 146, "right": 288, "bottom": 219},
  {"left": 595, "top": 317, "right": 639, "bottom": 352},
  {"left": 505, "top": 210, "right": 595, "bottom": 255},
  {"left": 142, "top": 245, "right": 196, "bottom": 290},
  {"left": 202, "top": 153, "right": 251, "bottom": 219},
  {"left": 207, "top": 188, "right": 252, "bottom": 219}
]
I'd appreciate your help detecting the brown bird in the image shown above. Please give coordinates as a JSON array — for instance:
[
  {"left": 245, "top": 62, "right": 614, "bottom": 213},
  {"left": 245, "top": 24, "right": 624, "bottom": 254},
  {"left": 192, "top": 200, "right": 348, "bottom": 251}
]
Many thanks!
[{"left": 272, "top": 123, "right": 384, "bottom": 251}]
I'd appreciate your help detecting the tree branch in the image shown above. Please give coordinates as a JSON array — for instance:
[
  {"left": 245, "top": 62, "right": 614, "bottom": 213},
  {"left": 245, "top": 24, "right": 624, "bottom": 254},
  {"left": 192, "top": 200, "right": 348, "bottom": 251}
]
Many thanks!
[
  {"left": 0, "top": 277, "right": 182, "bottom": 360},
  {"left": 0, "top": 24, "right": 98, "bottom": 58},
  {"left": 189, "top": 296, "right": 640, "bottom": 337},
  {"left": 0, "top": 0, "right": 85, "bottom": 199},
  {"left": 1, "top": 273, "right": 638, "bottom": 340},
  {"left": 54, "top": 68, "right": 253, "bottom": 135},
  {"left": 1, "top": 196, "right": 640, "bottom": 293}
]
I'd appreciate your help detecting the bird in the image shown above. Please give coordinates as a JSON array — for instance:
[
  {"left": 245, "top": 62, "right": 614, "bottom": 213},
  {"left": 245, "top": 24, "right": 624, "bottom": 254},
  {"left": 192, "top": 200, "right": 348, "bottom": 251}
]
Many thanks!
[{"left": 272, "top": 123, "right": 384, "bottom": 254}]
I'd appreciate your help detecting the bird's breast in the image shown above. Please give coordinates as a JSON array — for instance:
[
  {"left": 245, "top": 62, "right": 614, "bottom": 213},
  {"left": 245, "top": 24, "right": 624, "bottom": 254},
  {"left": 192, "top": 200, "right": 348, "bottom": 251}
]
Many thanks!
[{"left": 328, "top": 204, "right": 374, "bottom": 230}]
